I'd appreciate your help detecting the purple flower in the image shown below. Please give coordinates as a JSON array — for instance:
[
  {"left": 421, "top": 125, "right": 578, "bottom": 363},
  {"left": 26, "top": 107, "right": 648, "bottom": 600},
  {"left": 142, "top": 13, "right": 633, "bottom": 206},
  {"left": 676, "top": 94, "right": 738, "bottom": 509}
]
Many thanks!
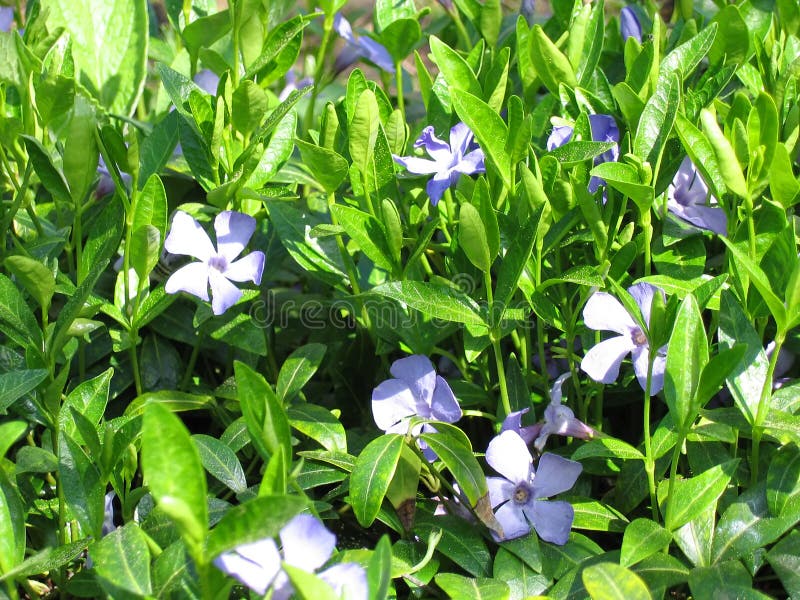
[
  {"left": 620, "top": 6, "right": 642, "bottom": 43},
  {"left": 0, "top": 7, "right": 13, "bottom": 31},
  {"left": 501, "top": 408, "right": 542, "bottom": 445},
  {"left": 95, "top": 156, "right": 131, "bottom": 198},
  {"left": 333, "top": 13, "right": 395, "bottom": 74},
  {"left": 164, "top": 211, "right": 265, "bottom": 315},
  {"left": 581, "top": 283, "right": 667, "bottom": 395},
  {"left": 521, "top": 0, "right": 536, "bottom": 24},
  {"left": 485, "top": 431, "right": 582, "bottom": 543},
  {"left": 193, "top": 69, "right": 220, "bottom": 96},
  {"left": 547, "top": 115, "right": 620, "bottom": 194},
  {"left": 372, "top": 355, "right": 462, "bottom": 456},
  {"left": 214, "top": 514, "right": 367, "bottom": 599},
  {"left": 393, "top": 123, "right": 486, "bottom": 206},
  {"left": 534, "top": 373, "right": 596, "bottom": 451},
  {"left": 278, "top": 69, "right": 313, "bottom": 102},
  {"left": 667, "top": 157, "right": 727, "bottom": 236}
]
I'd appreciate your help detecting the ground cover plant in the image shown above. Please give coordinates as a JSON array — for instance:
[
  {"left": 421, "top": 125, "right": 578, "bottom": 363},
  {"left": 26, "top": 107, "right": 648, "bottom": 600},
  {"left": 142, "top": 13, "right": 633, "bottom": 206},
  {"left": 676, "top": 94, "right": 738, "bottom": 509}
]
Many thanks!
[{"left": 0, "top": 0, "right": 799, "bottom": 597}]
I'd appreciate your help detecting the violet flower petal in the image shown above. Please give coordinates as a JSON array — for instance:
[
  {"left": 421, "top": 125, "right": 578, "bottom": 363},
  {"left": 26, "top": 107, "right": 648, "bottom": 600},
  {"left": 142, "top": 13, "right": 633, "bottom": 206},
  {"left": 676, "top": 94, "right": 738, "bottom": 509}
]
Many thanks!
[
  {"left": 280, "top": 514, "right": 336, "bottom": 572},
  {"left": 583, "top": 292, "right": 637, "bottom": 335},
  {"left": 454, "top": 149, "right": 486, "bottom": 175},
  {"left": 332, "top": 13, "right": 355, "bottom": 42},
  {"left": 628, "top": 282, "right": 660, "bottom": 327},
  {"left": 164, "top": 211, "right": 216, "bottom": 261},
  {"left": 0, "top": 7, "right": 13, "bottom": 31},
  {"left": 165, "top": 262, "right": 210, "bottom": 301},
  {"left": 486, "top": 430, "right": 532, "bottom": 484},
  {"left": 319, "top": 563, "right": 369, "bottom": 600},
  {"left": 449, "top": 122, "right": 474, "bottom": 158},
  {"left": 358, "top": 36, "right": 396, "bottom": 73},
  {"left": 389, "top": 355, "right": 437, "bottom": 408},
  {"left": 430, "top": 375, "right": 462, "bottom": 422},
  {"left": 547, "top": 125, "right": 573, "bottom": 150},
  {"left": 581, "top": 335, "right": 637, "bottom": 384},
  {"left": 371, "top": 379, "right": 419, "bottom": 431},
  {"left": 392, "top": 155, "right": 442, "bottom": 175},
  {"left": 486, "top": 476, "right": 516, "bottom": 509},
  {"left": 620, "top": 6, "right": 642, "bottom": 42},
  {"left": 426, "top": 170, "right": 452, "bottom": 206},
  {"left": 209, "top": 269, "right": 244, "bottom": 315},
  {"left": 215, "top": 211, "right": 256, "bottom": 262},
  {"left": 214, "top": 538, "right": 281, "bottom": 595},
  {"left": 525, "top": 500, "right": 575, "bottom": 545},
  {"left": 632, "top": 345, "right": 666, "bottom": 395},
  {"left": 532, "top": 453, "right": 583, "bottom": 498},
  {"left": 194, "top": 69, "right": 220, "bottom": 95},
  {"left": 224, "top": 252, "right": 265, "bottom": 284},
  {"left": 494, "top": 501, "right": 531, "bottom": 540},
  {"left": 415, "top": 126, "right": 452, "bottom": 162}
]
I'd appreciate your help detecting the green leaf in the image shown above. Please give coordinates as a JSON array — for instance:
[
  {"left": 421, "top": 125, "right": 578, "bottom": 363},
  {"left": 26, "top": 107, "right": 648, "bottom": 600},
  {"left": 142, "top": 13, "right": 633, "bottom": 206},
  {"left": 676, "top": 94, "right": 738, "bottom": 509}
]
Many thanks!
[
  {"left": 182, "top": 9, "right": 230, "bottom": 63},
  {"left": 529, "top": 24, "right": 578, "bottom": 93},
  {"left": 91, "top": 523, "right": 152, "bottom": 599},
  {"left": 718, "top": 290, "right": 767, "bottom": 425},
  {"left": 231, "top": 80, "right": 269, "bottom": 135},
  {"left": 350, "top": 434, "right": 404, "bottom": 527},
  {"left": 245, "top": 14, "right": 310, "bottom": 78},
  {"left": 620, "top": 519, "right": 673, "bottom": 567},
  {"left": 766, "top": 530, "right": 800, "bottom": 597},
  {"left": 371, "top": 281, "right": 486, "bottom": 326},
  {"left": 288, "top": 404, "right": 347, "bottom": 453},
  {"left": 0, "top": 468, "right": 25, "bottom": 574},
  {"left": 349, "top": 89, "right": 380, "bottom": 175},
  {"left": 633, "top": 72, "right": 680, "bottom": 169},
  {"left": 234, "top": 361, "right": 292, "bottom": 464},
  {"left": 582, "top": 562, "right": 652, "bottom": 600},
  {"left": 548, "top": 141, "right": 617, "bottom": 167},
  {"left": 688, "top": 562, "right": 762, "bottom": 600},
  {"left": 4, "top": 256, "right": 55, "bottom": 314},
  {"left": 41, "top": 0, "right": 148, "bottom": 116},
  {"left": 493, "top": 547, "right": 549, "bottom": 598},
  {"left": 368, "top": 535, "right": 392, "bottom": 600},
  {"left": 693, "top": 345, "right": 747, "bottom": 413},
  {"left": 660, "top": 23, "right": 718, "bottom": 83},
  {"left": 63, "top": 94, "right": 99, "bottom": 203},
  {"left": 133, "top": 174, "right": 168, "bottom": 246},
  {"left": 766, "top": 444, "right": 800, "bottom": 518},
  {"left": 571, "top": 438, "right": 644, "bottom": 461},
  {"left": 664, "top": 293, "right": 708, "bottom": 430},
  {"left": 284, "top": 565, "right": 339, "bottom": 600},
  {"left": 590, "top": 162, "right": 654, "bottom": 210},
  {"left": 0, "top": 539, "right": 88, "bottom": 582},
  {"left": 450, "top": 88, "right": 512, "bottom": 190},
  {"left": 429, "top": 36, "right": 482, "bottom": 99},
  {"left": 142, "top": 403, "right": 208, "bottom": 550},
  {"left": 419, "top": 432, "right": 487, "bottom": 507},
  {"left": 700, "top": 109, "right": 748, "bottom": 199},
  {"left": 193, "top": 434, "right": 248, "bottom": 494},
  {"left": 22, "top": 135, "right": 71, "bottom": 204},
  {"left": 458, "top": 202, "right": 492, "bottom": 273},
  {"left": 664, "top": 460, "right": 738, "bottom": 530},
  {"left": 295, "top": 140, "right": 348, "bottom": 193},
  {"left": 0, "top": 369, "right": 48, "bottom": 414},
  {"left": 330, "top": 204, "right": 395, "bottom": 273},
  {"left": 58, "top": 433, "right": 104, "bottom": 538},
  {"left": 674, "top": 114, "right": 727, "bottom": 201},
  {"left": 569, "top": 497, "right": 629, "bottom": 532},
  {"left": 139, "top": 111, "right": 180, "bottom": 186},
  {"left": 672, "top": 504, "right": 715, "bottom": 567},
  {"left": 0, "top": 272, "right": 42, "bottom": 353},
  {"left": 493, "top": 209, "right": 540, "bottom": 316},
  {"left": 435, "top": 573, "right": 510, "bottom": 600},
  {"left": 416, "top": 512, "right": 492, "bottom": 577},
  {"left": 708, "top": 5, "right": 749, "bottom": 66},
  {"left": 59, "top": 368, "right": 112, "bottom": 447},
  {"left": 380, "top": 18, "right": 421, "bottom": 63},
  {"left": 124, "top": 390, "right": 214, "bottom": 417},
  {"left": 129, "top": 225, "right": 161, "bottom": 282},
  {"left": 205, "top": 495, "right": 306, "bottom": 560},
  {"left": 0, "top": 421, "right": 27, "bottom": 460},
  {"left": 277, "top": 343, "right": 327, "bottom": 403}
]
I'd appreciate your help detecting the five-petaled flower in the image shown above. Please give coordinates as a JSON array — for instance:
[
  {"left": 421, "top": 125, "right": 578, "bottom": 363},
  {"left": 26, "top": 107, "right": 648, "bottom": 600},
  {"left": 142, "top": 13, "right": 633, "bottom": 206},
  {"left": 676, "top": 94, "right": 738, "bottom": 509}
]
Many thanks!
[
  {"left": 486, "top": 430, "right": 582, "bottom": 543},
  {"left": 393, "top": 123, "right": 486, "bottom": 206},
  {"left": 581, "top": 282, "right": 667, "bottom": 395},
  {"left": 214, "top": 513, "right": 368, "bottom": 599},
  {"left": 547, "top": 115, "right": 620, "bottom": 194},
  {"left": 667, "top": 156, "right": 727, "bottom": 236},
  {"left": 333, "top": 13, "right": 395, "bottom": 74},
  {"left": 164, "top": 211, "right": 265, "bottom": 316},
  {"left": 372, "top": 355, "right": 462, "bottom": 457},
  {"left": 620, "top": 6, "right": 642, "bottom": 43}
]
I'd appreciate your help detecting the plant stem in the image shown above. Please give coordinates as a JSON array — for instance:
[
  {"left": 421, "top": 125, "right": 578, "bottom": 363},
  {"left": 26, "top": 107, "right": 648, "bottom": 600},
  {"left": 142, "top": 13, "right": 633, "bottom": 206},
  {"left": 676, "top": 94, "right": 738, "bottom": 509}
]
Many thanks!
[
  {"left": 642, "top": 352, "right": 659, "bottom": 521},
  {"left": 750, "top": 330, "right": 785, "bottom": 484},
  {"left": 664, "top": 430, "right": 686, "bottom": 528}
]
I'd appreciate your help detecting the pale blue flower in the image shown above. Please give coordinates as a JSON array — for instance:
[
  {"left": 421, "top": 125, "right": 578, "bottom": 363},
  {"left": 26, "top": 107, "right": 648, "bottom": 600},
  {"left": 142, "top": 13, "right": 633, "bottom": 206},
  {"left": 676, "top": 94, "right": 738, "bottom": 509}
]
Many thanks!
[
  {"left": 486, "top": 431, "right": 582, "bottom": 543},
  {"left": 667, "top": 156, "right": 727, "bottom": 236},
  {"left": 0, "top": 7, "right": 13, "bottom": 31},
  {"left": 333, "top": 13, "right": 395, "bottom": 74},
  {"left": 214, "top": 514, "right": 368, "bottom": 599},
  {"left": 581, "top": 282, "right": 667, "bottom": 395},
  {"left": 164, "top": 211, "right": 265, "bottom": 315},
  {"left": 547, "top": 115, "right": 620, "bottom": 194},
  {"left": 620, "top": 6, "right": 642, "bottom": 43},
  {"left": 393, "top": 123, "right": 486, "bottom": 206}
]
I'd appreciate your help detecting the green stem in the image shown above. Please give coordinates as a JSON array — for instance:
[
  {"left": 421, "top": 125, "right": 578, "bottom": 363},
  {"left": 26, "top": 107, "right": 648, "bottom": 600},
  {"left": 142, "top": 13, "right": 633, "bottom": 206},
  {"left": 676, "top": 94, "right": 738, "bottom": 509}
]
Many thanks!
[
  {"left": 641, "top": 208, "right": 652, "bottom": 277},
  {"left": 750, "top": 330, "right": 785, "bottom": 484},
  {"left": 665, "top": 430, "right": 686, "bottom": 528},
  {"left": 486, "top": 272, "right": 512, "bottom": 416},
  {"left": 303, "top": 12, "right": 334, "bottom": 135},
  {"left": 395, "top": 61, "right": 405, "bottom": 118},
  {"left": 180, "top": 331, "right": 205, "bottom": 390},
  {"left": 642, "top": 352, "right": 659, "bottom": 522},
  {"left": 448, "top": 6, "right": 472, "bottom": 51}
]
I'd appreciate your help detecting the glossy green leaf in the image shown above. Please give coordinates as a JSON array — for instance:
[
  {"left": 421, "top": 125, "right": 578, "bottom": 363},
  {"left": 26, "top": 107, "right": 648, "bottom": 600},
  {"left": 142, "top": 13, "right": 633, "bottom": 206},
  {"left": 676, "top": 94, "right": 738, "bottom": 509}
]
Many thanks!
[
  {"left": 21, "top": 136, "right": 71, "bottom": 205},
  {"left": 0, "top": 273, "right": 43, "bottom": 353},
  {"left": 419, "top": 431, "right": 487, "bottom": 507},
  {"left": 548, "top": 141, "right": 616, "bottom": 167},
  {"left": 672, "top": 504, "right": 715, "bottom": 567},
  {"left": 687, "top": 562, "right": 756, "bottom": 600},
  {"left": 371, "top": 281, "right": 486, "bottom": 326},
  {"left": 700, "top": 109, "right": 748, "bottom": 199},
  {"left": 133, "top": 174, "right": 168, "bottom": 245},
  {"left": 63, "top": 94, "right": 99, "bottom": 203},
  {"left": 59, "top": 368, "right": 112, "bottom": 446},
  {"left": 620, "top": 518, "right": 672, "bottom": 567},
  {"left": 277, "top": 343, "right": 327, "bottom": 403},
  {"left": 142, "top": 403, "right": 208, "bottom": 549},
  {"left": 91, "top": 523, "right": 152, "bottom": 598},
  {"left": 664, "top": 293, "right": 707, "bottom": 430},
  {"left": 458, "top": 202, "right": 492, "bottom": 273},
  {"left": 590, "top": 162, "right": 654, "bottom": 209},
  {"left": 193, "top": 434, "right": 247, "bottom": 494},
  {"left": 350, "top": 434, "right": 404, "bottom": 527},
  {"left": 708, "top": 5, "right": 749, "bottom": 65},
  {"left": 569, "top": 497, "right": 629, "bottom": 532},
  {"left": 493, "top": 208, "right": 540, "bottom": 316},
  {"left": 582, "top": 562, "right": 652, "bottom": 600},
  {"left": 416, "top": 512, "right": 492, "bottom": 577},
  {"left": 0, "top": 369, "right": 48, "bottom": 414},
  {"left": 4, "top": 255, "right": 55, "bottom": 313},
  {"left": 0, "top": 468, "right": 25, "bottom": 575},
  {"left": 380, "top": 18, "right": 421, "bottom": 63},
  {"left": 571, "top": 437, "right": 644, "bottom": 461},
  {"left": 0, "top": 539, "right": 88, "bottom": 582},
  {"left": 633, "top": 72, "right": 680, "bottom": 169},
  {"left": 674, "top": 114, "right": 727, "bottom": 201},
  {"left": 693, "top": 344, "right": 747, "bottom": 413},
  {"left": 295, "top": 140, "right": 348, "bottom": 193},
  {"left": 529, "top": 24, "right": 578, "bottom": 93},
  {"left": 368, "top": 535, "right": 392, "bottom": 600},
  {"left": 58, "top": 433, "right": 104, "bottom": 539},
  {"left": 284, "top": 565, "right": 339, "bottom": 600},
  {"left": 0, "top": 421, "right": 27, "bottom": 460},
  {"left": 288, "top": 404, "right": 346, "bottom": 453},
  {"left": 349, "top": 89, "right": 380, "bottom": 175},
  {"left": 330, "top": 204, "right": 395, "bottom": 273},
  {"left": 766, "top": 530, "right": 800, "bottom": 597},
  {"left": 664, "top": 460, "right": 738, "bottom": 530},
  {"left": 660, "top": 23, "right": 717, "bottom": 83},
  {"left": 235, "top": 361, "right": 292, "bottom": 464},
  {"left": 767, "top": 444, "right": 800, "bottom": 518},
  {"left": 435, "top": 573, "right": 510, "bottom": 600},
  {"left": 429, "top": 36, "right": 482, "bottom": 99}
]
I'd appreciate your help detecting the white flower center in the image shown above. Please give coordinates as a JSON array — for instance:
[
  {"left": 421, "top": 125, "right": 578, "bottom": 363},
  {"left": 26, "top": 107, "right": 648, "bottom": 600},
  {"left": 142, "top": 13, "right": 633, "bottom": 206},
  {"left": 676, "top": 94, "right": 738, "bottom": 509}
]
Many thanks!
[
  {"left": 512, "top": 482, "right": 532, "bottom": 505},
  {"left": 208, "top": 254, "right": 228, "bottom": 273}
]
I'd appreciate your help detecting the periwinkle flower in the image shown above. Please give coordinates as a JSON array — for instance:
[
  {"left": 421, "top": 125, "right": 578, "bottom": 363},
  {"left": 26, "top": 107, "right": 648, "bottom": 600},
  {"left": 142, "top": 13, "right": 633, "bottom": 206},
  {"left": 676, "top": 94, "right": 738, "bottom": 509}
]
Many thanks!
[
  {"left": 164, "top": 211, "right": 265, "bottom": 315},
  {"left": 278, "top": 69, "right": 313, "bottom": 102},
  {"left": 95, "top": 156, "right": 131, "bottom": 198},
  {"left": 547, "top": 115, "right": 620, "bottom": 194},
  {"left": 393, "top": 123, "right": 486, "bottom": 206},
  {"left": 193, "top": 69, "right": 220, "bottom": 96},
  {"left": 333, "top": 13, "right": 395, "bottom": 74},
  {"left": 372, "top": 355, "right": 462, "bottom": 454},
  {"left": 521, "top": 0, "right": 536, "bottom": 24},
  {"left": 486, "top": 430, "right": 582, "bottom": 543},
  {"left": 534, "top": 373, "right": 596, "bottom": 451},
  {"left": 581, "top": 282, "right": 667, "bottom": 395},
  {"left": 0, "top": 7, "right": 13, "bottom": 31},
  {"left": 620, "top": 6, "right": 642, "bottom": 43},
  {"left": 214, "top": 514, "right": 368, "bottom": 599},
  {"left": 667, "top": 156, "right": 727, "bottom": 236}
]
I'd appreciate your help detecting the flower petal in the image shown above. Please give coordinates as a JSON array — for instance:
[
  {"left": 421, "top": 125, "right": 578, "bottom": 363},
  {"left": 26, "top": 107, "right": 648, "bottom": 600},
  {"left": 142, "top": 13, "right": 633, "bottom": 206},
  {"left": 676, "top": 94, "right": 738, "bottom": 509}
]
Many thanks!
[
  {"left": 414, "top": 126, "right": 451, "bottom": 162},
  {"left": 632, "top": 345, "right": 666, "bottom": 395},
  {"left": 392, "top": 155, "right": 442, "bottom": 175},
  {"left": 332, "top": 13, "right": 355, "bottom": 42},
  {"left": 214, "top": 538, "right": 280, "bottom": 595},
  {"left": 319, "top": 563, "right": 369, "bottom": 600},
  {"left": 372, "top": 378, "right": 419, "bottom": 431},
  {"left": 209, "top": 269, "right": 243, "bottom": 315},
  {"left": 672, "top": 202, "right": 728, "bottom": 236},
  {"left": 389, "top": 355, "right": 437, "bottom": 409},
  {"left": 224, "top": 251, "right": 265, "bottom": 285},
  {"left": 525, "top": 500, "right": 574, "bottom": 545},
  {"left": 486, "top": 476, "right": 515, "bottom": 509},
  {"left": 547, "top": 125, "right": 573, "bottom": 150},
  {"left": 620, "top": 6, "right": 642, "bottom": 42},
  {"left": 280, "top": 514, "right": 336, "bottom": 571},
  {"left": 628, "top": 282, "right": 663, "bottom": 328},
  {"left": 426, "top": 170, "right": 452, "bottom": 206},
  {"left": 164, "top": 211, "right": 215, "bottom": 261},
  {"left": 430, "top": 376, "right": 461, "bottom": 423},
  {"left": 358, "top": 36, "right": 396, "bottom": 73},
  {"left": 453, "top": 149, "right": 485, "bottom": 176},
  {"left": 448, "top": 122, "right": 474, "bottom": 158},
  {"left": 494, "top": 502, "right": 531, "bottom": 540},
  {"left": 165, "top": 262, "right": 210, "bottom": 301},
  {"left": 532, "top": 453, "right": 582, "bottom": 498},
  {"left": 581, "top": 335, "right": 636, "bottom": 384},
  {"left": 549, "top": 372, "right": 572, "bottom": 404},
  {"left": 486, "top": 430, "right": 533, "bottom": 484},
  {"left": 215, "top": 211, "right": 256, "bottom": 262},
  {"left": 583, "top": 291, "right": 636, "bottom": 335}
]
